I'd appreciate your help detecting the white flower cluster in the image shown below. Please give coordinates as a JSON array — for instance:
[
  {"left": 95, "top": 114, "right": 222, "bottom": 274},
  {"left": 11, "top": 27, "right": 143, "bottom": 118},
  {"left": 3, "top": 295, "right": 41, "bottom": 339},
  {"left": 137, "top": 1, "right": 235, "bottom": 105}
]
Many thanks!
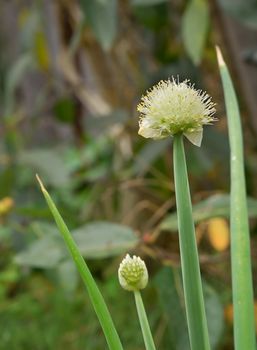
[
  {"left": 118, "top": 254, "right": 148, "bottom": 291},
  {"left": 138, "top": 78, "right": 216, "bottom": 146}
]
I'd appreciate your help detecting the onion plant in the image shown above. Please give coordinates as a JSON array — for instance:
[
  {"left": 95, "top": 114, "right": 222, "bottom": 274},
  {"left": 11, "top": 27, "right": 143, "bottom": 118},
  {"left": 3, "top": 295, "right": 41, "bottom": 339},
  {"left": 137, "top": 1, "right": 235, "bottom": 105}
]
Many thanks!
[
  {"left": 137, "top": 78, "right": 215, "bottom": 350},
  {"left": 36, "top": 48, "right": 256, "bottom": 350}
]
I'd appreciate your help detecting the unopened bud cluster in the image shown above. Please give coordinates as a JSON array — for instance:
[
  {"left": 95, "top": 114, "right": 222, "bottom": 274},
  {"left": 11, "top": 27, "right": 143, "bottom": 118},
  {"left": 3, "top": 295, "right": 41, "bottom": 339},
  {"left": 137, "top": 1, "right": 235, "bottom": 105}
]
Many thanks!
[{"left": 118, "top": 254, "right": 148, "bottom": 291}]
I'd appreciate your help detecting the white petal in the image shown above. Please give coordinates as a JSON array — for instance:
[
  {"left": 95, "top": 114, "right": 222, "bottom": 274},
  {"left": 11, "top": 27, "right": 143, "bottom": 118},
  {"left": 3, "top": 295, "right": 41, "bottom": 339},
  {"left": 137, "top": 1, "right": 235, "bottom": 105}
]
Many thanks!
[
  {"left": 138, "top": 126, "right": 161, "bottom": 139},
  {"left": 184, "top": 129, "right": 203, "bottom": 147}
]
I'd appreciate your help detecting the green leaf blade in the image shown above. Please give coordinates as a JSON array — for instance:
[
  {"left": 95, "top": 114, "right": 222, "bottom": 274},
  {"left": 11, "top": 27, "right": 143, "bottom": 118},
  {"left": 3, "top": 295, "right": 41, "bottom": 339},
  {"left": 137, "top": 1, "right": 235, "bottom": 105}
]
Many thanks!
[
  {"left": 36, "top": 176, "right": 124, "bottom": 350},
  {"left": 217, "top": 47, "right": 256, "bottom": 350},
  {"left": 15, "top": 235, "right": 66, "bottom": 269},
  {"left": 73, "top": 222, "right": 139, "bottom": 259}
]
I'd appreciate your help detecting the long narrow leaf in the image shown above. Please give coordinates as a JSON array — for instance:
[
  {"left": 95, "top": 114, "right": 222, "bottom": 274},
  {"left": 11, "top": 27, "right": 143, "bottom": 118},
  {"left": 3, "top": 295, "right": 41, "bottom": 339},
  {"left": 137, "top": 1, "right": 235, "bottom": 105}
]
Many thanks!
[
  {"left": 216, "top": 47, "right": 256, "bottom": 350},
  {"left": 173, "top": 134, "right": 210, "bottom": 350},
  {"left": 36, "top": 175, "right": 124, "bottom": 350}
]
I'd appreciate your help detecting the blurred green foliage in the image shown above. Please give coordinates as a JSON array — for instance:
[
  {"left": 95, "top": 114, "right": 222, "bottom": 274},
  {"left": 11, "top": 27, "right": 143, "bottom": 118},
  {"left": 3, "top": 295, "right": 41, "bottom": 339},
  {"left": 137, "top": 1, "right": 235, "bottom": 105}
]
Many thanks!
[{"left": 0, "top": 0, "right": 257, "bottom": 349}]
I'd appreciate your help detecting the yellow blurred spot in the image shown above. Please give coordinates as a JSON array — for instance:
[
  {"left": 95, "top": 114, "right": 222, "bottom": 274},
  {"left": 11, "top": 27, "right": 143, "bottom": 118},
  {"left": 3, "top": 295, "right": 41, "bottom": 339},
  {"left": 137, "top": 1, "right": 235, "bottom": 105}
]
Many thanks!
[
  {"left": 0, "top": 197, "right": 14, "bottom": 215},
  {"left": 207, "top": 217, "right": 230, "bottom": 251},
  {"left": 225, "top": 302, "right": 257, "bottom": 333},
  {"left": 224, "top": 303, "right": 233, "bottom": 324},
  {"left": 34, "top": 31, "right": 50, "bottom": 71}
]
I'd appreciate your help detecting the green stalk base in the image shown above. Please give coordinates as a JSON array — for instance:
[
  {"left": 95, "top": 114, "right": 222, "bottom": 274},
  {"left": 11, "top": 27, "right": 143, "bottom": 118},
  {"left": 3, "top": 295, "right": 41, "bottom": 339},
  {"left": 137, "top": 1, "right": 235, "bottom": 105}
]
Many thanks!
[
  {"left": 134, "top": 290, "right": 156, "bottom": 350},
  {"left": 173, "top": 134, "right": 210, "bottom": 350}
]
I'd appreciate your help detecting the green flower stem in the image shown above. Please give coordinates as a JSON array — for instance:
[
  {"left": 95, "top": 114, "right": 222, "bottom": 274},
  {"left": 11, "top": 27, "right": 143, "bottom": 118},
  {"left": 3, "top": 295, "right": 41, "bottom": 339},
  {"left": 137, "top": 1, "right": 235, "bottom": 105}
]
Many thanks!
[
  {"left": 134, "top": 290, "right": 156, "bottom": 350},
  {"left": 216, "top": 47, "right": 256, "bottom": 350},
  {"left": 36, "top": 175, "right": 124, "bottom": 350},
  {"left": 173, "top": 134, "right": 210, "bottom": 350}
]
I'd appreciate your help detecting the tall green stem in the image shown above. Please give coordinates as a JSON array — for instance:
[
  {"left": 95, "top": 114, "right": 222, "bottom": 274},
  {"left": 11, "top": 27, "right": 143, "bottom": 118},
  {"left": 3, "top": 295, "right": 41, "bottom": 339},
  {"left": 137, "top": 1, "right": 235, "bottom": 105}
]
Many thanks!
[
  {"left": 217, "top": 47, "right": 256, "bottom": 350},
  {"left": 173, "top": 134, "right": 210, "bottom": 350},
  {"left": 134, "top": 290, "right": 156, "bottom": 350}
]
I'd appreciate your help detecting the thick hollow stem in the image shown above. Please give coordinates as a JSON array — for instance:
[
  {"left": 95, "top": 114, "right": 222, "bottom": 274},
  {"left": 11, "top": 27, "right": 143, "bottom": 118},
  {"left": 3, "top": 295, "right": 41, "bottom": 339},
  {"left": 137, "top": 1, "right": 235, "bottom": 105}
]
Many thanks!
[{"left": 173, "top": 134, "right": 210, "bottom": 350}]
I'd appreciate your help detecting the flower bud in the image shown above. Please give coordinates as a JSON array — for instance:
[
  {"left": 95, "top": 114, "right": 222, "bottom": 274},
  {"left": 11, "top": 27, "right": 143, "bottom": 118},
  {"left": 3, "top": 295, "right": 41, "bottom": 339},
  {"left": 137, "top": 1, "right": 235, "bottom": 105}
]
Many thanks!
[
  {"left": 137, "top": 78, "right": 216, "bottom": 146},
  {"left": 118, "top": 254, "right": 148, "bottom": 291}
]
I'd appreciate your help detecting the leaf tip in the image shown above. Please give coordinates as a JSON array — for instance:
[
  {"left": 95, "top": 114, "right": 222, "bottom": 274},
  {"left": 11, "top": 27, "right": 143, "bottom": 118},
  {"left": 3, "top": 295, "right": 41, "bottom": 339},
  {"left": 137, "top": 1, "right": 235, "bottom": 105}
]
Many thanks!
[
  {"left": 215, "top": 46, "right": 225, "bottom": 67},
  {"left": 36, "top": 174, "right": 46, "bottom": 193}
]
